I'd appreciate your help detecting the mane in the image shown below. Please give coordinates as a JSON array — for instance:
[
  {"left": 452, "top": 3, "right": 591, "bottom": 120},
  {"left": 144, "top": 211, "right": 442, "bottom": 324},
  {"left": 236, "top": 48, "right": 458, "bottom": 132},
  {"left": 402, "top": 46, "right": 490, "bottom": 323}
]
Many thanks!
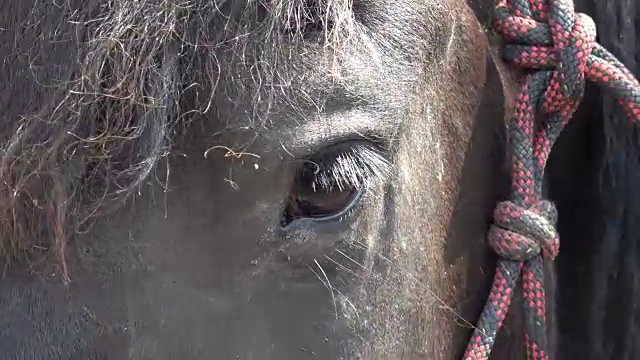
[
  {"left": 585, "top": 0, "right": 640, "bottom": 357},
  {"left": 0, "top": 0, "right": 355, "bottom": 276},
  {"left": 549, "top": 0, "right": 640, "bottom": 358}
]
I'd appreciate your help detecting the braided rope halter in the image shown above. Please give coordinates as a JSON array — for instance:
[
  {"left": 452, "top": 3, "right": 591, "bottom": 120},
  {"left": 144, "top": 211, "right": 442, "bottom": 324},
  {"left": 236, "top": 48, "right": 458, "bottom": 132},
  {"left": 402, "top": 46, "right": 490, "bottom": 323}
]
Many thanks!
[{"left": 463, "top": 0, "right": 640, "bottom": 359}]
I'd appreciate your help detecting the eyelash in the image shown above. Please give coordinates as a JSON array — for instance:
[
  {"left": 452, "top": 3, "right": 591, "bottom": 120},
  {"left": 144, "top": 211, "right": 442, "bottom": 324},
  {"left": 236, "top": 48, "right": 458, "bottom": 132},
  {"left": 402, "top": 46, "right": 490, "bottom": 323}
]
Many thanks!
[{"left": 304, "top": 143, "right": 392, "bottom": 193}]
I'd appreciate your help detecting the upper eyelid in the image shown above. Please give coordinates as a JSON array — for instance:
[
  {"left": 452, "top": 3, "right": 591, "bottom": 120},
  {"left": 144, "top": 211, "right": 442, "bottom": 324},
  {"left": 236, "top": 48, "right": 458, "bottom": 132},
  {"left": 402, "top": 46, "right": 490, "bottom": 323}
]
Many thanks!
[
  {"left": 308, "top": 141, "right": 393, "bottom": 191},
  {"left": 273, "top": 109, "right": 399, "bottom": 160}
]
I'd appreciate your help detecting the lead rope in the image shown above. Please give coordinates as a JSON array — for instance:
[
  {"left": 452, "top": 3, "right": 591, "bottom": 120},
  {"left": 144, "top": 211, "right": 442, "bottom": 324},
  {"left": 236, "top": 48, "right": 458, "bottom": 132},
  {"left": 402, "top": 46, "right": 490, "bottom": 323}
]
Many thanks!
[{"left": 463, "top": 0, "right": 640, "bottom": 359}]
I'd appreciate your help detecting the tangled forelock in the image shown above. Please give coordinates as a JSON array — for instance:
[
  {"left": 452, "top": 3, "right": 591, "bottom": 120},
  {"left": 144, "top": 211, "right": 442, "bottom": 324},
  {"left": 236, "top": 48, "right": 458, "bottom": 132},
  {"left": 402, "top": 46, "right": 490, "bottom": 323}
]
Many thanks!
[{"left": 0, "top": 0, "right": 357, "bottom": 275}]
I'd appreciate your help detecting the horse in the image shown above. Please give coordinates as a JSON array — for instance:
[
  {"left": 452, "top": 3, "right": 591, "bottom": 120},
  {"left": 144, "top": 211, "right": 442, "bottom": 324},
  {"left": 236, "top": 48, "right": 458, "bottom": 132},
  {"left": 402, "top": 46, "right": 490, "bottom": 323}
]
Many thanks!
[{"left": 0, "top": 0, "right": 638, "bottom": 359}]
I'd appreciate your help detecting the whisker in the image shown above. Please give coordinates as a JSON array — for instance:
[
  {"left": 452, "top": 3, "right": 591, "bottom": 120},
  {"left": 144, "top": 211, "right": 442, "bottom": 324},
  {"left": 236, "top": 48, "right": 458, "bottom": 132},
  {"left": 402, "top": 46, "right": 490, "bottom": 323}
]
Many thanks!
[
  {"left": 328, "top": 243, "right": 485, "bottom": 336},
  {"left": 309, "top": 259, "right": 338, "bottom": 319}
]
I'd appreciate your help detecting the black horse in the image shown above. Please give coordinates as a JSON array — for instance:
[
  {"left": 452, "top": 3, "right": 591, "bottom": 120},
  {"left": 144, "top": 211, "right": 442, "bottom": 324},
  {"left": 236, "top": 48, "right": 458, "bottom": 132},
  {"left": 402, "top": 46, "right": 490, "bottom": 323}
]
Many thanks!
[{"left": 0, "top": 0, "right": 637, "bottom": 359}]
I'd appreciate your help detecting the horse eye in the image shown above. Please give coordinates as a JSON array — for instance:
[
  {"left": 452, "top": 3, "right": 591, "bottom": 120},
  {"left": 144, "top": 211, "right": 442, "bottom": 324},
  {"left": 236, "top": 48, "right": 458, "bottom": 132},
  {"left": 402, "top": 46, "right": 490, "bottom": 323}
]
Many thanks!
[{"left": 281, "top": 155, "right": 361, "bottom": 226}]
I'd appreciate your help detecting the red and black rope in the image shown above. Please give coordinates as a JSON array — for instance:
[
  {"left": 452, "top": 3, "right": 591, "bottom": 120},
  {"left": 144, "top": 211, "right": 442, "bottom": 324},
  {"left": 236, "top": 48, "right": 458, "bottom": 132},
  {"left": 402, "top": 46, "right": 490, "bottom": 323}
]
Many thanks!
[{"left": 463, "top": 0, "right": 640, "bottom": 359}]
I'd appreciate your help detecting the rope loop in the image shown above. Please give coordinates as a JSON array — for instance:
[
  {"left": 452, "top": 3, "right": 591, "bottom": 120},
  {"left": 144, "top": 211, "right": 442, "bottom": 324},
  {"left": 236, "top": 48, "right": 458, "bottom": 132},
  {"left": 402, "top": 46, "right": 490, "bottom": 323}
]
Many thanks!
[
  {"left": 488, "top": 200, "right": 559, "bottom": 261},
  {"left": 494, "top": 0, "right": 597, "bottom": 114}
]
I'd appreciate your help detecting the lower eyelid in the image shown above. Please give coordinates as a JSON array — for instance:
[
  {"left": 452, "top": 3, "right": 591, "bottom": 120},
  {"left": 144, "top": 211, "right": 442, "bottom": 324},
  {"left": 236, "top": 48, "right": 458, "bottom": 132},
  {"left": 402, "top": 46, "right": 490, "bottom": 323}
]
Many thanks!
[
  {"left": 309, "top": 185, "right": 365, "bottom": 224},
  {"left": 280, "top": 184, "right": 365, "bottom": 231}
]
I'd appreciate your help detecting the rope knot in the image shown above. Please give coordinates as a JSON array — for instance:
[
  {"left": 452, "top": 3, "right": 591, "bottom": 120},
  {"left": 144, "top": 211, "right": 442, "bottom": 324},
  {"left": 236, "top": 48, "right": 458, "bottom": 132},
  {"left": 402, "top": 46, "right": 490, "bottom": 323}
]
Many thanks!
[
  {"left": 494, "top": 0, "right": 597, "bottom": 113},
  {"left": 488, "top": 200, "right": 559, "bottom": 261}
]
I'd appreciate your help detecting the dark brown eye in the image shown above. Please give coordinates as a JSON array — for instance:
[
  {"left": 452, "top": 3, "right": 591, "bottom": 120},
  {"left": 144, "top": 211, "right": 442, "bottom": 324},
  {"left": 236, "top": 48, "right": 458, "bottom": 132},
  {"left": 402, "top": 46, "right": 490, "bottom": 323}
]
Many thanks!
[
  {"left": 281, "top": 158, "right": 360, "bottom": 226},
  {"left": 282, "top": 158, "right": 359, "bottom": 226},
  {"left": 280, "top": 141, "right": 391, "bottom": 228}
]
